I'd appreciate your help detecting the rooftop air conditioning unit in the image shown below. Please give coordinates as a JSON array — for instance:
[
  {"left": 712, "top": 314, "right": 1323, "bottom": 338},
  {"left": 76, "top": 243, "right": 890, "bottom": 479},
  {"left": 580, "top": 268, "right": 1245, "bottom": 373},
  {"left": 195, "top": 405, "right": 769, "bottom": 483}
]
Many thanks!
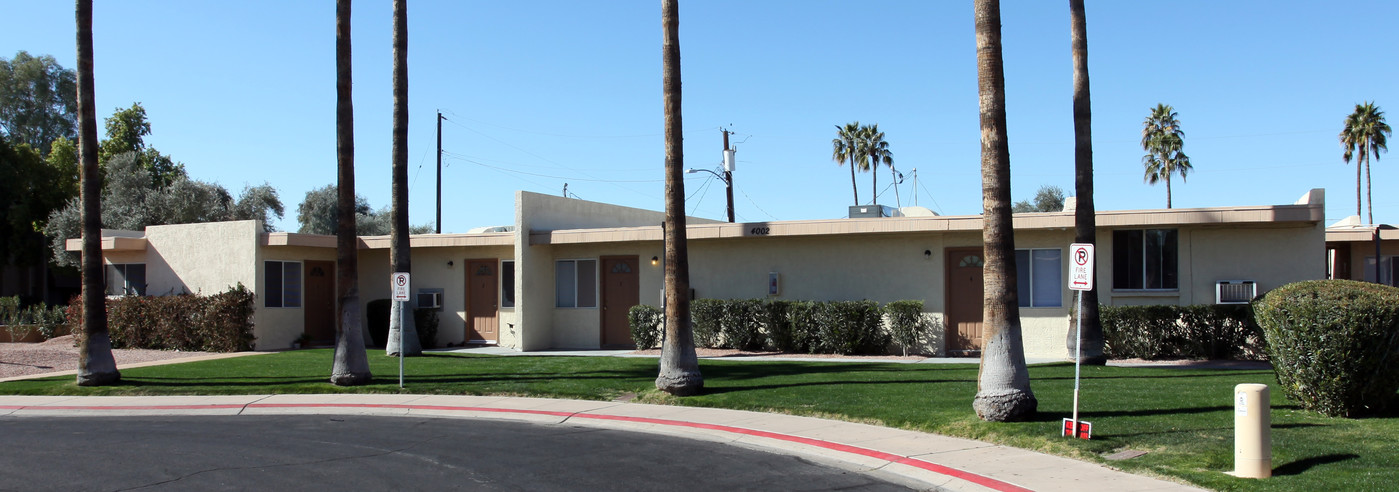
[
  {"left": 1215, "top": 280, "right": 1256, "bottom": 304},
  {"left": 416, "top": 290, "right": 442, "bottom": 309}
]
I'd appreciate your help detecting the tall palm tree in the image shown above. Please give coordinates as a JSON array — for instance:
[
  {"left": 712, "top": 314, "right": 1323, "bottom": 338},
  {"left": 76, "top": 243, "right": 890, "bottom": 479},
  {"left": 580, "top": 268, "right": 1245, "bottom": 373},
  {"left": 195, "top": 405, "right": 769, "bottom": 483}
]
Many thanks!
[
  {"left": 386, "top": 0, "right": 421, "bottom": 357},
  {"left": 1340, "top": 102, "right": 1391, "bottom": 225},
  {"left": 330, "top": 0, "right": 371, "bottom": 386},
  {"left": 1067, "top": 0, "right": 1104, "bottom": 365},
  {"left": 75, "top": 0, "right": 118, "bottom": 386},
  {"left": 1141, "top": 104, "right": 1191, "bottom": 208},
  {"left": 862, "top": 124, "right": 894, "bottom": 206},
  {"left": 832, "top": 121, "right": 863, "bottom": 206},
  {"left": 655, "top": 0, "right": 702, "bottom": 396},
  {"left": 972, "top": 0, "right": 1036, "bottom": 422}
]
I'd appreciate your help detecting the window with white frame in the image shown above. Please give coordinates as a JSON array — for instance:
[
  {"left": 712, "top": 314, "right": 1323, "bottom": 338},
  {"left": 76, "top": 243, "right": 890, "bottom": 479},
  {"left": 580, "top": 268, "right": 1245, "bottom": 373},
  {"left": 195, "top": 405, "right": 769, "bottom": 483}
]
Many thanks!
[
  {"left": 555, "top": 259, "right": 597, "bottom": 308},
  {"left": 105, "top": 263, "right": 146, "bottom": 296},
  {"left": 1015, "top": 249, "right": 1062, "bottom": 307},
  {"left": 264, "top": 261, "right": 303, "bottom": 308},
  {"left": 1112, "top": 229, "right": 1178, "bottom": 290},
  {"left": 501, "top": 260, "right": 516, "bottom": 308}
]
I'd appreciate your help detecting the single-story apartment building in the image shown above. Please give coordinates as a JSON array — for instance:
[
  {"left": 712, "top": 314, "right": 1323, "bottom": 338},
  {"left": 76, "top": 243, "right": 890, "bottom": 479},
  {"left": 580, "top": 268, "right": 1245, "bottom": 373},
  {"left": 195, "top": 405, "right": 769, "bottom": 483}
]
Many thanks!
[
  {"left": 71, "top": 189, "right": 1327, "bottom": 358},
  {"left": 1325, "top": 216, "right": 1399, "bottom": 286}
]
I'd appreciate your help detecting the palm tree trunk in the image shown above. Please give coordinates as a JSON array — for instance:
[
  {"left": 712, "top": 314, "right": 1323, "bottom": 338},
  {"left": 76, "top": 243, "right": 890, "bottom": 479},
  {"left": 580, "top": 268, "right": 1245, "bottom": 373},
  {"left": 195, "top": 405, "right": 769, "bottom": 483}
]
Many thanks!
[
  {"left": 386, "top": 0, "right": 421, "bottom": 357},
  {"left": 1067, "top": 0, "right": 1104, "bottom": 365},
  {"left": 973, "top": 0, "right": 1036, "bottom": 422},
  {"left": 849, "top": 156, "right": 859, "bottom": 206},
  {"left": 871, "top": 157, "right": 878, "bottom": 205},
  {"left": 75, "top": 0, "right": 118, "bottom": 386},
  {"left": 1356, "top": 154, "right": 1363, "bottom": 219},
  {"left": 1364, "top": 155, "right": 1372, "bottom": 225},
  {"left": 656, "top": 0, "right": 702, "bottom": 396},
  {"left": 331, "top": 0, "right": 371, "bottom": 386},
  {"left": 1165, "top": 172, "right": 1172, "bottom": 209}
]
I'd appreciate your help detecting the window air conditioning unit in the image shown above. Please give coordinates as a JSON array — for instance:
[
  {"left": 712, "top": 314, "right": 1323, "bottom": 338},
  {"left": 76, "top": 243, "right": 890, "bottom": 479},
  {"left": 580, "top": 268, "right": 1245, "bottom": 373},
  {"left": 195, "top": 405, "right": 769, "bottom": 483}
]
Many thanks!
[
  {"left": 416, "top": 290, "right": 442, "bottom": 309},
  {"left": 1215, "top": 280, "right": 1256, "bottom": 305}
]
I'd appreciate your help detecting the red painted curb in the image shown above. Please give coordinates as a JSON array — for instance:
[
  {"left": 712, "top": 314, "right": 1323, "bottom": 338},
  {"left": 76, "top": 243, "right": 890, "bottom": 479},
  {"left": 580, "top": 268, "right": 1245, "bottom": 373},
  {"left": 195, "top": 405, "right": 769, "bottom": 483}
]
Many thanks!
[{"left": 4, "top": 402, "right": 1032, "bottom": 492}]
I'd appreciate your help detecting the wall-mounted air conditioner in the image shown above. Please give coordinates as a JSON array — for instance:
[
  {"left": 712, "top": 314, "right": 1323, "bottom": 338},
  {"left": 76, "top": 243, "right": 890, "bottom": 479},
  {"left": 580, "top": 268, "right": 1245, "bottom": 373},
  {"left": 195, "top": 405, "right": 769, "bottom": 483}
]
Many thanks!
[
  {"left": 1215, "top": 280, "right": 1256, "bottom": 304},
  {"left": 416, "top": 289, "right": 443, "bottom": 309}
]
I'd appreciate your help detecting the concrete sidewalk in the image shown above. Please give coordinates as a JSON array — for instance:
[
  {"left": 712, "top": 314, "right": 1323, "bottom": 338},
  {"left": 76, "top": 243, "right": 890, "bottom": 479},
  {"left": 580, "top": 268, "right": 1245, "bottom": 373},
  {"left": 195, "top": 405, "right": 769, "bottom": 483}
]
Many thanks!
[{"left": 0, "top": 394, "right": 1203, "bottom": 492}]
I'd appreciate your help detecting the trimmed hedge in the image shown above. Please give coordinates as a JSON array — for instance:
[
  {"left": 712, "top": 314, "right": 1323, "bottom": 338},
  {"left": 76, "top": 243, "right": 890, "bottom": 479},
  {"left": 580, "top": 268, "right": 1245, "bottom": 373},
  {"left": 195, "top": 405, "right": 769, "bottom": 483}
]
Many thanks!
[
  {"left": 1254, "top": 280, "right": 1399, "bottom": 417},
  {"left": 627, "top": 304, "right": 662, "bottom": 349},
  {"left": 690, "top": 298, "right": 724, "bottom": 348},
  {"left": 884, "top": 300, "right": 935, "bottom": 356},
  {"left": 414, "top": 308, "right": 439, "bottom": 349},
  {"left": 1100, "top": 304, "right": 1263, "bottom": 360},
  {"left": 69, "top": 285, "right": 257, "bottom": 352}
]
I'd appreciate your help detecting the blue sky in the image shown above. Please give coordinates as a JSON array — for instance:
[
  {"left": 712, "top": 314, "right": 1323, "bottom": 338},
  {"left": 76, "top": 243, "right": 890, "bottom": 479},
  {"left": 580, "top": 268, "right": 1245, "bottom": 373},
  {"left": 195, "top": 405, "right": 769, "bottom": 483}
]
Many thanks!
[{"left": 4, "top": 1, "right": 1396, "bottom": 233}]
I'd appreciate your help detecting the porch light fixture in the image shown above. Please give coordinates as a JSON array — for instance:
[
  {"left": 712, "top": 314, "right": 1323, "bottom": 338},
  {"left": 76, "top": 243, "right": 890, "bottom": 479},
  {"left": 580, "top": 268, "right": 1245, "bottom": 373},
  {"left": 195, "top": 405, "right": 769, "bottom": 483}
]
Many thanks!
[
  {"left": 651, "top": 256, "right": 659, "bottom": 266},
  {"left": 924, "top": 250, "right": 932, "bottom": 258}
]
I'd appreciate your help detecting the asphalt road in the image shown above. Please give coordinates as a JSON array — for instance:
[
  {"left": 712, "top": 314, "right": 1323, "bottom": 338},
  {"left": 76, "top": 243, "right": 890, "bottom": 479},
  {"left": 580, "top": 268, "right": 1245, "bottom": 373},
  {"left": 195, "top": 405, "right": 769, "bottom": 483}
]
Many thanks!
[{"left": 0, "top": 415, "right": 919, "bottom": 491}]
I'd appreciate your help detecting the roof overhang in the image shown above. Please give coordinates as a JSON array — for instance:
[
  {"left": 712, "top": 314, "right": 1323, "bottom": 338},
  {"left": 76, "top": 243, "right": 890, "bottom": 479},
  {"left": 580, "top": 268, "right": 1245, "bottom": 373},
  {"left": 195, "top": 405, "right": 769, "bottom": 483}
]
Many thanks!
[
  {"left": 532, "top": 203, "right": 1325, "bottom": 246},
  {"left": 64, "top": 236, "right": 148, "bottom": 252},
  {"left": 261, "top": 232, "right": 514, "bottom": 249},
  {"left": 1325, "top": 225, "right": 1399, "bottom": 242}
]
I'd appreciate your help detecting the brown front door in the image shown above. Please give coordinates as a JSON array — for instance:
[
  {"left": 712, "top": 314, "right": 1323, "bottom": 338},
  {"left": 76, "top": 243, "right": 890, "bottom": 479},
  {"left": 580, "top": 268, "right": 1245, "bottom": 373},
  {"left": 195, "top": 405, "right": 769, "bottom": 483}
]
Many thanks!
[
  {"left": 945, "top": 248, "right": 985, "bottom": 355},
  {"left": 466, "top": 259, "right": 499, "bottom": 343},
  {"left": 303, "top": 260, "right": 335, "bottom": 344},
  {"left": 600, "top": 256, "right": 640, "bottom": 348}
]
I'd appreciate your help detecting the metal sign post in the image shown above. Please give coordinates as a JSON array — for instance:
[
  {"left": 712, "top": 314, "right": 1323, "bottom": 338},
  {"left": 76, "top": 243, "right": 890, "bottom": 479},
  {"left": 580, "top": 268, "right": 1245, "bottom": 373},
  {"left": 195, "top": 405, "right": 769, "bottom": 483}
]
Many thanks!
[
  {"left": 391, "top": 272, "right": 411, "bottom": 389},
  {"left": 1065, "top": 243, "right": 1095, "bottom": 439}
]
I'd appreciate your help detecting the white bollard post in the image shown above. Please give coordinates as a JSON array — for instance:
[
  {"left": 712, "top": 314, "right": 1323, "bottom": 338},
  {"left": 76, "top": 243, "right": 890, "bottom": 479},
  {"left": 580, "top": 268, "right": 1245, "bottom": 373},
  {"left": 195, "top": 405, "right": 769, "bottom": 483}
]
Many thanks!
[{"left": 1231, "top": 383, "right": 1271, "bottom": 478}]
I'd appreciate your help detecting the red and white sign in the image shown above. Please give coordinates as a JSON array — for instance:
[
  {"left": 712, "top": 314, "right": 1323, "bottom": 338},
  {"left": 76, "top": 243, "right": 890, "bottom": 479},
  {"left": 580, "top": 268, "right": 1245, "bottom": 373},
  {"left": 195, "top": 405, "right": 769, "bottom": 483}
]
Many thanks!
[
  {"left": 1062, "top": 418, "right": 1092, "bottom": 439},
  {"left": 1068, "top": 243, "right": 1094, "bottom": 291},
  {"left": 391, "top": 272, "right": 411, "bottom": 301}
]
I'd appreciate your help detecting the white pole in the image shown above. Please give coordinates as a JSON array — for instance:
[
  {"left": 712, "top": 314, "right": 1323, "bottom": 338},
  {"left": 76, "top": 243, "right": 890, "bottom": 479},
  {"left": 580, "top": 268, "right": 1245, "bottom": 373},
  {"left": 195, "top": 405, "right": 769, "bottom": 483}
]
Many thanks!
[
  {"left": 1071, "top": 289, "right": 1083, "bottom": 435},
  {"left": 400, "top": 299, "right": 405, "bottom": 388}
]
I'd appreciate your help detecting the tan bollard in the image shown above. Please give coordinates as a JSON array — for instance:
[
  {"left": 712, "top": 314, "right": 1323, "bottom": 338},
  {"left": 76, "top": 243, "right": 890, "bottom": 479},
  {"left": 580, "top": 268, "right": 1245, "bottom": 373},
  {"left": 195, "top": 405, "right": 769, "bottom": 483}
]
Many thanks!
[{"left": 1231, "top": 383, "right": 1271, "bottom": 478}]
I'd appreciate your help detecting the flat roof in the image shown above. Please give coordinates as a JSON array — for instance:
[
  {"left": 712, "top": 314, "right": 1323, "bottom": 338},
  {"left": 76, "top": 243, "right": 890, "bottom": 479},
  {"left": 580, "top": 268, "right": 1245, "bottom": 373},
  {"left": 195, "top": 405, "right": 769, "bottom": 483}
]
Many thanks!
[{"left": 261, "top": 232, "right": 515, "bottom": 249}]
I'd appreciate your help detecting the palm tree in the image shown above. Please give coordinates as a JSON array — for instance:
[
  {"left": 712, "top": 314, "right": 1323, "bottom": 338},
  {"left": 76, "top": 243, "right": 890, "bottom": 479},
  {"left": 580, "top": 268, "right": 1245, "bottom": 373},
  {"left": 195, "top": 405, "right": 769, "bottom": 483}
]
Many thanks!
[
  {"left": 386, "top": 0, "right": 421, "bottom": 357},
  {"left": 1340, "top": 102, "right": 1391, "bottom": 225},
  {"left": 1067, "top": 0, "right": 1104, "bottom": 365},
  {"left": 1140, "top": 104, "right": 1191, "bottom": 208},
  {"left": 75, "top": 0, "right": 119, "bottom": 386},
  {"left": 832, "top": 121, "right": 863, "bottom": 206},
  {"left": 862, "top": 124, "right": 894, "bottom": 206},
  {"left": 330, "top": 0, "right": 371, "bottom": 386},
  {"left": 655, "top": 0, "right": 702, "bottom": 396},
  {"left": 972, "top": 0, "right": 1036, "bottom": 422}
]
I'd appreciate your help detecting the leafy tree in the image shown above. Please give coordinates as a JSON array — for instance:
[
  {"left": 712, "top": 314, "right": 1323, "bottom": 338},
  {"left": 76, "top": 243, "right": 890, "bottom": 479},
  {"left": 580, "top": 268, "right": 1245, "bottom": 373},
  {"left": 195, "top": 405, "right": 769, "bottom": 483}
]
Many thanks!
[
  {"left": 0, "top": 51, "right": 77, "bottom": 153},
  {"left": 76, "top": 0, "right": 119, "bottom": 387},
  {"left": 832, "top": 121, "right": 863, "bottom": 206},
  {"left": 1068, "top": 0, "right": 1105, "bottom": 365},
  {"left": 45, "top": 136, "right": 79, "bottom": 199},
  {"left": 861, "top": 124, "right": 893, "bottom": 205},
  {"left": 1340, "top": 102, "right": 1391, "bottom": 225},
  {"left": 0, "top": 137, "right": 67, "bottom": 273},
  {"left": 656, "top": 0, "right": 703, "bottom": 396},
  {"left": 1141, "top": 104, "right": 1191, "bottom": 208},
  {"left": 295, "top": 184, "right": 419, "bottom": 236},
  {"left": 972, "top": 0, "right": 1037, "bottom": 422},
  {"left": 1011, "top": 185, "right": 1064, "bottom": 213},
  {"left": 387, "top": 0, "right": 421, "bottom": 357},
  {"left": 98, "top": 103, "right": 184, "bottom": 188},
  {"left": 45, "top": 153, "right": 284, "bottom": 267},
  {"left": 330, "top": 0, "right": 371, "bottom": 386}
]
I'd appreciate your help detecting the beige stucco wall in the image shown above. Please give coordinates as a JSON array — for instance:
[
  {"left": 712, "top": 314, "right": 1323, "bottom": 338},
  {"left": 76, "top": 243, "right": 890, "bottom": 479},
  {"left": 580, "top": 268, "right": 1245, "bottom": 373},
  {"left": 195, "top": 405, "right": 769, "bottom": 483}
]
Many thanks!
[
  {"left": 257, "top": 244, "right": 336, "bottom": 349},
  {"left": 355, "top": 245, "right": 515, "bottom": 347}
]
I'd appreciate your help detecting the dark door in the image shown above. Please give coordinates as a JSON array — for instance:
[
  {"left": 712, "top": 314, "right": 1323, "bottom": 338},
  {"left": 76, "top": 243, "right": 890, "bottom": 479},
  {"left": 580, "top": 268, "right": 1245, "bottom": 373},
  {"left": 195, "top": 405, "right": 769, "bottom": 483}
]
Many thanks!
[
  {"left": 303, "top": 260, "right": 335, "bottom": 344},
  {"left": 600, "top": 256, "right": 640, "bottom": 348},
  {"left": 466, "top": 259, "right": 498, "bottom": 343},
  {"left": 944, "top": 248, "right": 984, "bottom": 355}
]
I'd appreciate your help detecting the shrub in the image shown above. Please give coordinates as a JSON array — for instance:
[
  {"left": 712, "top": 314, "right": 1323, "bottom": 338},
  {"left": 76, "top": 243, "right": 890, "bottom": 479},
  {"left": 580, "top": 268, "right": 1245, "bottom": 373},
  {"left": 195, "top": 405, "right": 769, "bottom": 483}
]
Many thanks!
[
  {"left": 414, "top": 308, "right": 439, "bottom": 349},
  {"left": 760, "top": 300, "right": 799, "bottom": 352},
  {"left": 689, "top": 298, "right": 724, "bottom": 348},
  {"left": 72, "top": 285, "right": 257, "bottom": 352},
  {"left": 719, "top": 299, "right": 766, "bottom": 351},
  {"left": 1100, "top": 304, "right": 1184, "bottom": 359},
  {"left": 884, "top": 300, "right": 932, "bottom": 356},
  {"left": 784, "top": 301, "right": 821, "bottom": 353},
  {"left": 1254, "top": 280, "right": 1399, "bottom": 417},
  {"left": 1178, "top": 304, "right": 1265, "bottom": 360},
  {"left": 814, "top": 300, "right": 886, "bottom": 355},
  {"left": 628, "top": 304, "right": 662, "bottom": 349},
  {"left": 366, "top": 299, "right": 392, "bottom": 347}
]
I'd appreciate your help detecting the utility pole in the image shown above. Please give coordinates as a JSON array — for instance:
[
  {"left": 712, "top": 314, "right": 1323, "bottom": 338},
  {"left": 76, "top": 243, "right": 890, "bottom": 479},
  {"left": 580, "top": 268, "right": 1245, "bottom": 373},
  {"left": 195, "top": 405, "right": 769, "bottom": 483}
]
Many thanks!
[
  {"left": 722, "top": 128, "right": 735, "bottom": 223},
  {"left": 436, "top": 111, "right": 443, "bottom": 234}
]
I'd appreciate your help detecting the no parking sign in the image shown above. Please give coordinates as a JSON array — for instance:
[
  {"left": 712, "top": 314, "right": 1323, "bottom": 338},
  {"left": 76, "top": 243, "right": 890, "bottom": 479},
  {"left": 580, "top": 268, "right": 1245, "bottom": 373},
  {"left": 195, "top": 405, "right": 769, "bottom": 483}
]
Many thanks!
[{"left": 1069, "top": 243, "right": 1094, "bottom": 291}]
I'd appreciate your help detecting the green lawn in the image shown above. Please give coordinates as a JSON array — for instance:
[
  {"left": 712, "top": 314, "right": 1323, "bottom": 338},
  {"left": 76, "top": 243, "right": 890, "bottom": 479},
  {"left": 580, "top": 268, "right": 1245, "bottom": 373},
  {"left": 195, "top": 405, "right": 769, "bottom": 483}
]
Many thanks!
[{"left": 2, "top": 350, "right": 1394, "bottom": 492}]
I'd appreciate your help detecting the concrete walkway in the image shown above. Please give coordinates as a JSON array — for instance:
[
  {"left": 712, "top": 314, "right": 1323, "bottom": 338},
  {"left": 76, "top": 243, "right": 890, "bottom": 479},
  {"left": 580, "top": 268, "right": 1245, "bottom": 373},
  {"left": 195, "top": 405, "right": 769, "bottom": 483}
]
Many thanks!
[{"left": 0, "top": 393, "right": 1203, "bottom": 492}]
